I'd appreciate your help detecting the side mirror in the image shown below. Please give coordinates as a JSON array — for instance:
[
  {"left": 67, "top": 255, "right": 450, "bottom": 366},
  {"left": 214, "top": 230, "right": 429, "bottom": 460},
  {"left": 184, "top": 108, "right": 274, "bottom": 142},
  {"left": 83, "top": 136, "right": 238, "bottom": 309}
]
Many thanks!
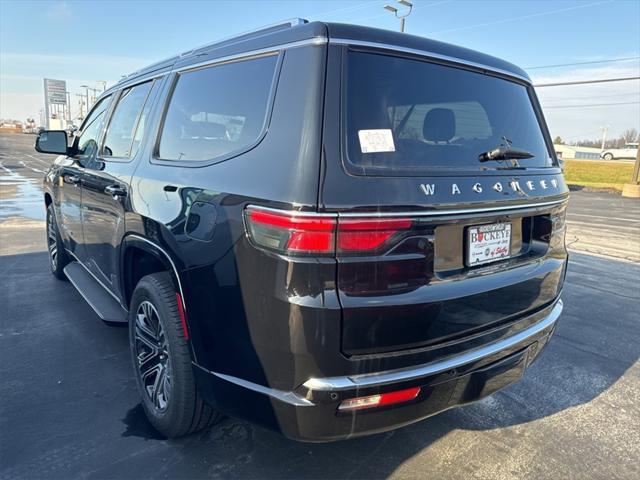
[{"left": 35, "top": 130, "right": 69, "bottom": 155}]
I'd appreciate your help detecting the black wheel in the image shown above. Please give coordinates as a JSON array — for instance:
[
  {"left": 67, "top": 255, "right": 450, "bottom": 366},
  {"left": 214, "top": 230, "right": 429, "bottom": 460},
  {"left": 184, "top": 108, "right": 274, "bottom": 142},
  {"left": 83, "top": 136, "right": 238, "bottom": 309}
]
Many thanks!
[
  {"left": 46, "top": 204, "right": 69, "bottom": 280},
  {"left": 603, "top": 152, "right": 613, "bottom": 161},
  {"left": 129, "top": 272, "right": 222, "bottom": 438}
]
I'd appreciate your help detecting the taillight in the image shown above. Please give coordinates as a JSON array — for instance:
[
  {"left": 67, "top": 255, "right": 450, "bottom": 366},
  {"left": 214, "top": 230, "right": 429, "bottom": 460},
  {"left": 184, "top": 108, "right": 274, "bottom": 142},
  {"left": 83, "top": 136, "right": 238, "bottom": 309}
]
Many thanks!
[
  {"left": 244, "top": 208, "right": 335, "bottom": 255},
  {"left": 244, "top": 206, "right": 413, "bottom": 256},
  {"left": 338, "top": 387, "right": 421, "bottom": 411},
  {"left": 338, "top": 218, "right": 412, "bottom": 252}
]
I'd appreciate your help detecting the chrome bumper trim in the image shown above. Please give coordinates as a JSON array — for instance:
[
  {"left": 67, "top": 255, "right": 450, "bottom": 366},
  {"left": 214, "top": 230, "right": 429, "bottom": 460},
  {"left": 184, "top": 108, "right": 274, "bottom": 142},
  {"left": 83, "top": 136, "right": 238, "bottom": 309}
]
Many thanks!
[
  {"left": 195, "top": 365, "right": 314, "bottom": 407},
  {"left": 303, "top": 299, "right": 563, "bottom": 392}
]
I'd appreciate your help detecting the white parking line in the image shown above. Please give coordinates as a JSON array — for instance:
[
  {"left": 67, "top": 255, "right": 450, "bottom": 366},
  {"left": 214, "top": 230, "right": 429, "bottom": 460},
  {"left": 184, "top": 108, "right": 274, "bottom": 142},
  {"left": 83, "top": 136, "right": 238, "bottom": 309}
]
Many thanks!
[
  {"left": 569, "top": 212, "right": 640, "bottom": 223},
  {"left": 24, "top": 154, "right": 52, "bottom": 168},
  {"left": 566, "top": 220, "right": 640, "bottom": 232},
  {"left": 19, "top": 161, "right": 46, "bottom": 174}
]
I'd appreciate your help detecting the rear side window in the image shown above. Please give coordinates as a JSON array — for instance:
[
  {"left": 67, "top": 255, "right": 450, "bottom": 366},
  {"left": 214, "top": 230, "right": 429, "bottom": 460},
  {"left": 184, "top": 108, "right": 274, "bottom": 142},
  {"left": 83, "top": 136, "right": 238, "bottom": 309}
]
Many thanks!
[
  {"left": 158, "top": 54, "right": 279, "bottom": 162},
  {"left": 103, "top": 81, "right": 152, "bottom": 158},
  {"left": 345, "top": 51, "right": 552, "bottom": 175}
]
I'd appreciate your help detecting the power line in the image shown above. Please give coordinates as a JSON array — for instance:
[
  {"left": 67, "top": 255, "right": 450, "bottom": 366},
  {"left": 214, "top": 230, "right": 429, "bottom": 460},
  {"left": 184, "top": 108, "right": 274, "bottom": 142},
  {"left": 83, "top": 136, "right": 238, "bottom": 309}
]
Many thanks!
[
  {"left": 525, "top": 56, "right": 640, "bottom": 70},
  {"left": 535, "top": 76, "right": 640, "bottom": 87},
  {"left": 543, "top": 101, "right": 640, "bottom": 109},
  {"left": 310, "top": 0, "right": 385, "bottom": 19},
  {"left": 430, "top": 0, "right": 611, "bottom": 35},
  {"left": 541, "top": 92, "right": 640, "bottom": 101}
]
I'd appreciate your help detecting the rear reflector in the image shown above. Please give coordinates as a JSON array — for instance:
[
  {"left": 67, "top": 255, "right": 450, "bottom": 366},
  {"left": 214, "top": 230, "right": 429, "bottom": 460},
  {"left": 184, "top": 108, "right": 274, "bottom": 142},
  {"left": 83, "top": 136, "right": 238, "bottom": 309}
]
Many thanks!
[
  {"left": 175, "top": 292, "right": 189, "bottom": 340},
  {"left": 244, "top": 206, "right": 413, "bottom": 256},
  {"left": 338, "top": 387, "right": 421, "bottom": 411}
]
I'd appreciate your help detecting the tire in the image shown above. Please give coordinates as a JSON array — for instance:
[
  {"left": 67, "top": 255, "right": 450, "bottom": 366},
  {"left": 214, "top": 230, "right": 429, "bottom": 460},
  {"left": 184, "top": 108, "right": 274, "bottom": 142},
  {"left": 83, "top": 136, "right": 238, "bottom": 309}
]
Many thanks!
[
  {"left": 129, "top": 272, "right": 222, "bottom": 438},
  {"left": 603, "top": 153, "right": 614, "bottom": 161},
  {"left": 46, "top": 204, "right": 70, "bottom": 280}
]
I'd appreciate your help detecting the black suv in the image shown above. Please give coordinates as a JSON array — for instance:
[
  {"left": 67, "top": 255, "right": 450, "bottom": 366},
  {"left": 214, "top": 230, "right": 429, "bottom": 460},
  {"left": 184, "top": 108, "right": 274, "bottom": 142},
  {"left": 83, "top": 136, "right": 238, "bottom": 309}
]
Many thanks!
[{"left": 36, "top": 19, "right": 568, "bottom": 442}]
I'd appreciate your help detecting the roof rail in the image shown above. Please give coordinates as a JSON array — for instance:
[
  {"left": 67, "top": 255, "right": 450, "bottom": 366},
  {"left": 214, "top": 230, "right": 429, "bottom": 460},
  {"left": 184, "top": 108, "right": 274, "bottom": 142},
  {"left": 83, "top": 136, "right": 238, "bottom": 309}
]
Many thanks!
[
  {"left": 116, "top": 18, "right": 308, "bottom": 86},
  {"left": 178, "top": 18, "right": 308, "bottom": 57}
]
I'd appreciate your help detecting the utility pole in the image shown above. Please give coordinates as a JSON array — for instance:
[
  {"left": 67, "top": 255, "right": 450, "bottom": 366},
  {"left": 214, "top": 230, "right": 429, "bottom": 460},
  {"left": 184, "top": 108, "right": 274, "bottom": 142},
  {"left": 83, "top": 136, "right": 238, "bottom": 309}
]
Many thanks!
[
  {"left": 384, "top": 0, "right": 413, "bottom": 32},
  {"left": 600, "top": 125, "right": 609, "bottom": 150},
  {"left": 80, "top": 85, "right": 90, "bottom": 113},
  {"left": 75, "top": 93, "right": 86, "bottom": 121},
  {"left": 87, "top": 87, "right": 100, "bottom": 105},
  {"left": 65, "top": 92, "right": 72, "bottom": 123},
  {"left": 96, "top": 80, "right": 107, "bottom": 92}
]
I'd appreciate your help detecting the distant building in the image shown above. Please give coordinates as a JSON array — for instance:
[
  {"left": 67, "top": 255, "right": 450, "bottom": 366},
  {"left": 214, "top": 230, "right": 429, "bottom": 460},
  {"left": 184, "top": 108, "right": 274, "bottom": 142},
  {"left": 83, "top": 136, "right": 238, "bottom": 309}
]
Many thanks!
[
  {"left": 553, "top": 144, "right": 602, "bottom": 160},
  {"left": 0, "top": 120, "right": 24, "bottom": 134}
]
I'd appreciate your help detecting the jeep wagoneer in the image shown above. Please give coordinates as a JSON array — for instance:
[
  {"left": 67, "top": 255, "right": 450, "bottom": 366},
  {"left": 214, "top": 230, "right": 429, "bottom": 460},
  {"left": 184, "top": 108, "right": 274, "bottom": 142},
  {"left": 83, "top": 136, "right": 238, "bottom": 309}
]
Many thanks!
[{"left": 36, "top": 19, "right": 568, "bottom": 441}]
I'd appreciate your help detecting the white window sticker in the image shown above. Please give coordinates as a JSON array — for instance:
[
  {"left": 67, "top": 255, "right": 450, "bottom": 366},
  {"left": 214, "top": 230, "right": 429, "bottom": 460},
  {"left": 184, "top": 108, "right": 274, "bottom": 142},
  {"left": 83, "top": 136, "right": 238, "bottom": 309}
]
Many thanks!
[{"left": 358, "top": 129, "right": 395, "bottom": 153}]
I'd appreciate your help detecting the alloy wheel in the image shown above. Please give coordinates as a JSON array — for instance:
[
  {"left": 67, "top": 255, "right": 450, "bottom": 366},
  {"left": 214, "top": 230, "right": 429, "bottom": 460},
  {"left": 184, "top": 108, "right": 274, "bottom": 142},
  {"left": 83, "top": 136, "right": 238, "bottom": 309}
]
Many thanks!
[
  {"left": 134, "top": 300, "right": 172, "bottom": 411},
  {"left": 46, "top": 209, "right": 58, "bottom": 270}
]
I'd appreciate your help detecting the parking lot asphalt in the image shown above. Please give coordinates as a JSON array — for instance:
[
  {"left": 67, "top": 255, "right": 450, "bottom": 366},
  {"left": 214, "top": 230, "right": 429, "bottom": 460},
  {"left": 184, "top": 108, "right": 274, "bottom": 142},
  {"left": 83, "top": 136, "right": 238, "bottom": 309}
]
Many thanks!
[{"left": 1, "top": 132, "right": 639, "bottom": 479}]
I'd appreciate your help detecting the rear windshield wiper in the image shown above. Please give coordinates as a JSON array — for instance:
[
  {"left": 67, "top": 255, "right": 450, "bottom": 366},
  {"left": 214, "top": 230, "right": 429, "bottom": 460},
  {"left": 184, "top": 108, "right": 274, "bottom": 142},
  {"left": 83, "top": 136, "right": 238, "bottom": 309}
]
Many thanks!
[{"left": 478, "top": 146, "right": 534, "bottom": 162}]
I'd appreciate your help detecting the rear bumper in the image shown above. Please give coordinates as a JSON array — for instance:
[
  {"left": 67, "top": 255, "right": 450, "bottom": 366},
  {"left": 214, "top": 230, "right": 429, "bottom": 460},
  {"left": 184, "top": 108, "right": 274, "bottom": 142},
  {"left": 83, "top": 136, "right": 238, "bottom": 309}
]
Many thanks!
[{"left": 195, "top": 299, "right": 562, "bottom": 442}]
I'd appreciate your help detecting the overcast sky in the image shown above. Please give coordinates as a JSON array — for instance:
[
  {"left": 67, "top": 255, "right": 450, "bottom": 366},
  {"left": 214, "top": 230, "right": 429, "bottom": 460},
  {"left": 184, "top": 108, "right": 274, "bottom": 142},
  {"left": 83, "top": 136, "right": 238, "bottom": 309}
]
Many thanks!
[{"left": 1, "top": 0, "right": 638, "bottom": 142}]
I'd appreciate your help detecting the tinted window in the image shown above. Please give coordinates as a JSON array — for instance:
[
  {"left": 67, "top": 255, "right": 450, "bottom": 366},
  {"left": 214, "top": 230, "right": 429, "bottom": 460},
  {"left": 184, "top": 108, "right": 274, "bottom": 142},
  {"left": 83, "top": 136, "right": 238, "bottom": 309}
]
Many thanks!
[
  {"left": 346, "top": 52, "right": 552, "bottom": 175},
  {"left": 103, "top": 81, "right": 152, "bottom": 158},
  {"left": 158, "top": 55, "right": 278, "bottom": 162},
  {"left": 76, "top": 96, "right": 110, "bottom": 158}
]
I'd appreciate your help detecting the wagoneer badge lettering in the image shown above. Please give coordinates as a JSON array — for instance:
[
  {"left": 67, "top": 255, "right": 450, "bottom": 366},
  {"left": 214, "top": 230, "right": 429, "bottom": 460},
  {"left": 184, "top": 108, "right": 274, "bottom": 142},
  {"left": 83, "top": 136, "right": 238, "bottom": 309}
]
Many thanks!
[{"left": 419, "top": 178, "right": 560, "bottom": 197}]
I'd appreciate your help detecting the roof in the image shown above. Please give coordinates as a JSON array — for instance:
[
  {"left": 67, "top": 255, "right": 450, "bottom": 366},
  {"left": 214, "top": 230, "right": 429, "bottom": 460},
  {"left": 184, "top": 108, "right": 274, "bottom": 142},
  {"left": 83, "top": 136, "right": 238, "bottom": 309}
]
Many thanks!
[
  {"left": 104, "top": 19, "right": 530, "bottom": 96},
  {"left": 323, "top": 22, "right": 530, "bottom": 81}
]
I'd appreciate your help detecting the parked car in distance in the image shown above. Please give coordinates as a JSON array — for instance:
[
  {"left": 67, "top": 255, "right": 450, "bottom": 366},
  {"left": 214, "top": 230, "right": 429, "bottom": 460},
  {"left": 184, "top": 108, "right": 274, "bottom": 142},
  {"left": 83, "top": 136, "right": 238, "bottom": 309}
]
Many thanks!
[
  {"left": 36, "top": 19, "right": 568, "bottom": 442},
  {"left": 601, "top": 142, "right": 638, "bottom": 160}
]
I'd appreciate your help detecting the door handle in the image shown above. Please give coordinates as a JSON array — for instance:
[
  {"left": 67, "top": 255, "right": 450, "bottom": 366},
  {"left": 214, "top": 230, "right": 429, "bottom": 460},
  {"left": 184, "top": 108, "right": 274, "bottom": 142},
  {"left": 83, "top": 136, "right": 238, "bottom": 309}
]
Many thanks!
[
  {"left": 105, "top": 185, "right": 127, "bottom": 197},
  {"left": 65, "top": 174, "right": 80, "bottom": 185}
]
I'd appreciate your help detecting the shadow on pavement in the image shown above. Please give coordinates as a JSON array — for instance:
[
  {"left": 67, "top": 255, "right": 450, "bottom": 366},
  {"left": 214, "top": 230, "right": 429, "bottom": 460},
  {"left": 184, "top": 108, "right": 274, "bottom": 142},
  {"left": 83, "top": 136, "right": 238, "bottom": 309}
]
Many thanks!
[{"left": 1, "top": 251, "right": 638, "bottom": 479}]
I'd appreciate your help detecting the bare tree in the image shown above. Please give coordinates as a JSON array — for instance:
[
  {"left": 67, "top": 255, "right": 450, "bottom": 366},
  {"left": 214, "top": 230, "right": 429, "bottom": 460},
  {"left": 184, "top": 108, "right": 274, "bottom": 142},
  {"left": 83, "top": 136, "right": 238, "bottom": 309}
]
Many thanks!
[{"left": 621, "top": 128, "right": 639, "bottom": 144}]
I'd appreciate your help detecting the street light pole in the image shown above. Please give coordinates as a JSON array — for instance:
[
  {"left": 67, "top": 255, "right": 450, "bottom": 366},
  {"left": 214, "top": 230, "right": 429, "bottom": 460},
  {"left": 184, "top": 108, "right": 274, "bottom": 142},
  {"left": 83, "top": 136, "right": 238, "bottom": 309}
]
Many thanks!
[
  {"left": 384, "top": 0, "right": 413, "bottom": 32},
  {"left": 600, "top": 125, "right": 609, "bottom": 150},
  {"left": 76, "top": 93, "right": 86, "bottom": 120},
  {"left": 87, "top": 87, "right": 100, "bottom": 105},
  {"left": 80, "top": 85, "right": 90, "bottom": 114}
]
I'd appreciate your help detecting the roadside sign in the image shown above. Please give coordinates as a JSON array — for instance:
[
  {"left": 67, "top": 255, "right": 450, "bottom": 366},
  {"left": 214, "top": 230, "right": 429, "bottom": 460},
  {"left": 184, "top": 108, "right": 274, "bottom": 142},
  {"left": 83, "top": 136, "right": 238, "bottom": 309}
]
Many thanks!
[{"left": 44, "top": 79, "right": 67, "bottom": 105}]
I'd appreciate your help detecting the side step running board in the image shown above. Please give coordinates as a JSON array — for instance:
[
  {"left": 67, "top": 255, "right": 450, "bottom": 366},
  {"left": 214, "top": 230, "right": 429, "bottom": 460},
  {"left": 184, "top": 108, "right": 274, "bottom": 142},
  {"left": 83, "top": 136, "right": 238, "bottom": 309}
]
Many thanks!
[{"left": 64, "top": 262, "right": 128, "bottom": 324}]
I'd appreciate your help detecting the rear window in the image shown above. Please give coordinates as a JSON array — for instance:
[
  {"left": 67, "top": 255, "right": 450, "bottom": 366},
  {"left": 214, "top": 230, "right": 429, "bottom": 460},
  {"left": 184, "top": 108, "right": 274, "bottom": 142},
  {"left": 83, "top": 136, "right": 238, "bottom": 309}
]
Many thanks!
[
  {"left": 158, "top": 54, "right": 278, "bottom": 162},
  {"left": 345, "top": 51, "right": 553, "bottom": 175}
]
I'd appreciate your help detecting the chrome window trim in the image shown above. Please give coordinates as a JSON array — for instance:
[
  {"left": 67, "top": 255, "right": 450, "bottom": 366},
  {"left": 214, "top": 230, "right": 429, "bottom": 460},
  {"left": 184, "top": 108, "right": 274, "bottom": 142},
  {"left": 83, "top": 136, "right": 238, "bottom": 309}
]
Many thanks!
[
  {"left": 247, "top": 198, "right": 567, "bottom": 219},
  {"left": 171, "top": 37, "right": 327, "bottom": 75},
  {"left": 304, "top": 299, "right": 563, "bottom": 392},
  {"left": 329, "top": 38, "right": 531, "bottom": 84},
  {"left": 153, "top": 51, "right": 284, "bottom": 167},
  {"left": 336, "top": 198, "right": 569, "bottom": 218},
  {"left": 107, "top": 37, "right": 328, "bottom": 96}
]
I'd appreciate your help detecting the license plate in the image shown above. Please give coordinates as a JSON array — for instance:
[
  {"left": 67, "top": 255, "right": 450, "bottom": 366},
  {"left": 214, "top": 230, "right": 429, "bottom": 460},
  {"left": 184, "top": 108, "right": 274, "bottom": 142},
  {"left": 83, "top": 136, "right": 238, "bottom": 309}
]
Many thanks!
[{"left": 467, "top": 222, "right": 511, "bottom": 266}]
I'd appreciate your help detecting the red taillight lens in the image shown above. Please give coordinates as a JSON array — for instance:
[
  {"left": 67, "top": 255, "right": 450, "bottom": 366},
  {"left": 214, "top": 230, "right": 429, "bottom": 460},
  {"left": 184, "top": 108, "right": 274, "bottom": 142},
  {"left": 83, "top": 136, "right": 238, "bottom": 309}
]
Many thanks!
[
  {"left": 244, "top": 207, "right": 413, "bottom": 256},
  {"left": 244, "top": 208, "right": 336, "bottom": 255},
  {"left": 337, "top": 218, "right": 412, "bottom": 252},
  {"left": 338, "top": 387, "right": 421, "bottom": 411}
]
